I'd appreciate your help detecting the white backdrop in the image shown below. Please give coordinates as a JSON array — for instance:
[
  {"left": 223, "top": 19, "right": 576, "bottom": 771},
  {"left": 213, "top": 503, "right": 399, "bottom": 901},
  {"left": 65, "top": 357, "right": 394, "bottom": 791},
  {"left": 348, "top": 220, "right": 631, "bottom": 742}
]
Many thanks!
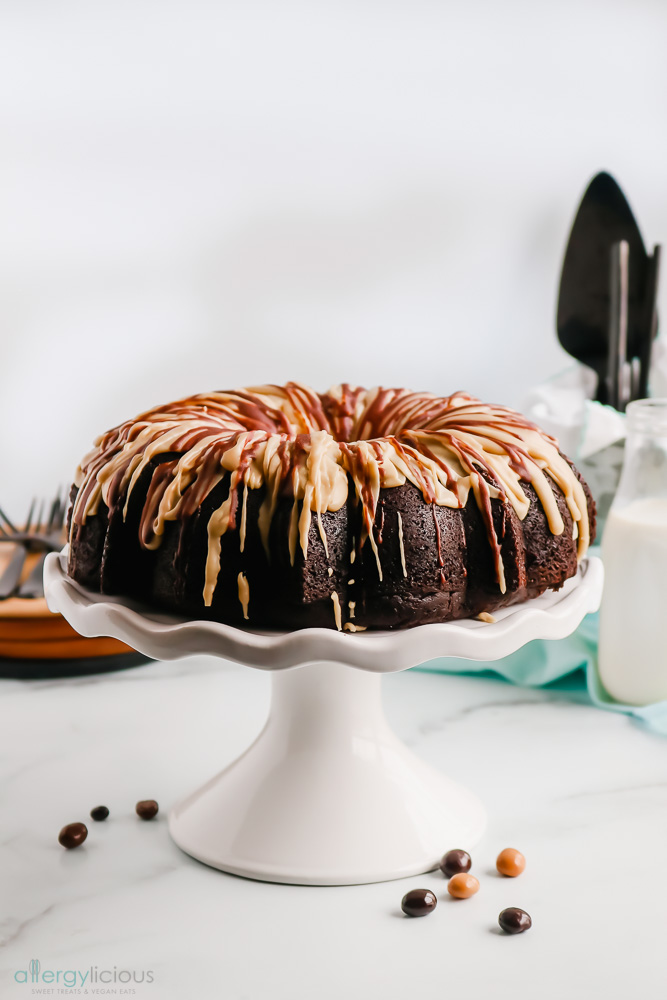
[{"left": 2, "top": 0, "right": 667, "bottom": 516}]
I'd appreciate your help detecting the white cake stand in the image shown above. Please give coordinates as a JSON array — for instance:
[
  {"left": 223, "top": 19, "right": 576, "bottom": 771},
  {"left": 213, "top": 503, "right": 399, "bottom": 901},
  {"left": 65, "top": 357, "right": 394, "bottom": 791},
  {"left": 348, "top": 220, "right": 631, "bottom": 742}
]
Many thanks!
[{"left": 44, "top": 550, "right": 603, "bottom": 885}]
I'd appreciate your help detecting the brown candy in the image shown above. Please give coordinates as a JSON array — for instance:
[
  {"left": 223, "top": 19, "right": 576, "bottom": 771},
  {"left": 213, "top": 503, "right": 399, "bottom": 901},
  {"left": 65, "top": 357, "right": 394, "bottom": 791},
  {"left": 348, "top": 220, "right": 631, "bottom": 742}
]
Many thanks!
[
  {"left": 496, "top": 848, "right": 526, "bottom": 878},
  {"left": 439, "top": 849, "right": 472, "bottom": 878},
  {"left": 58, "top": 822, "right": 88, "bottom": 849},
  {"left": 447, "top": 873, "right": 479, "bottom": 899},
  {"left": 90, "top": 806, "right": 109, "bottom": 822},
  {"left": 135, "top": 799, "right": 159, "bottom": 820},
  {"left": 401, "top": 888, "right": 438, "bottom": 917},
  {"left": 499, "top": 907, "right": 532, "bottom": 934}
]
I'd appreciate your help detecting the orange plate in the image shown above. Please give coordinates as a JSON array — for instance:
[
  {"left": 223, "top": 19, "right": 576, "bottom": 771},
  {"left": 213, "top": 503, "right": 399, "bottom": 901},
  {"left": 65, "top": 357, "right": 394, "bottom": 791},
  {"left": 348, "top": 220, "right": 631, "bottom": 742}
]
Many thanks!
[
  {"left": 0, "top": 635, "right": 135, "bottom": 660},
  {"left": 0, "top": 546, "right": 62, "bottom": 619},
  {"left": 0, "top": 544, "right": 133, "bottom": 658},
  {"left": 0, "top": 616, "right": 82, "bottom": 641}
]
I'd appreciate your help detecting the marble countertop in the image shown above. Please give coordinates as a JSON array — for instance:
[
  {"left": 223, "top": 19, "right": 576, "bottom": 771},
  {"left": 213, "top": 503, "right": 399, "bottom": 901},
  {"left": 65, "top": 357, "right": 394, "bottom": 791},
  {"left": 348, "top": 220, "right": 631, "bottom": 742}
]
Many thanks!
[{"left": 2, "top": 655, "right": 666, "bottom": 999}]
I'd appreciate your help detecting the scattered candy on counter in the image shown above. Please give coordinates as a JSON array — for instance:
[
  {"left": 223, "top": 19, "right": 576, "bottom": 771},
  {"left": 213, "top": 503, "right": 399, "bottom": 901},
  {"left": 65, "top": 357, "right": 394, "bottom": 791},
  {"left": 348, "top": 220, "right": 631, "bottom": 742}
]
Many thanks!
[
  {"left": 401, "top": 889, "right": 438, "bottom": 917},
  {"left": 439, "top": 849, "right": 471, "bottom": 878},
  {"left": 55, "top": 815, "right": 533, "bottom": 938},
  {"left": 447, "top": 873, "right": 479, "bottom": 899},
  {"left": 57, "top": 800, "right": 160, "bottom": 849},
  {"left": 498, "top": 907, "right": 532, "bottom": 934},
  {"left": 496, "top": 848, "right": 526, "bottom": 878},
  {"left": 400, "top": 846, "right": 531, "bottom": 932},
  {"left": 135, "top": 799, "right": 159, "bottom": 820},
  {"left": 58, "top": 822, "right": 88, "bottom": 849}
]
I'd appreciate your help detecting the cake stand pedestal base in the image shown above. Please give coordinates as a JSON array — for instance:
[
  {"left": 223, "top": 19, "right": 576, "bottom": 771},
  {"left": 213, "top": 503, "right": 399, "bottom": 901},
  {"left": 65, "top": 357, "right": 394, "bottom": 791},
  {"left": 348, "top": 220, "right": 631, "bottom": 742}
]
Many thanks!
[
  {"left": 169, "top": 661, "right": 486, "bottom": 885},
  {"left": 45, "top": 551, "right": 604, "bottom": 887}
]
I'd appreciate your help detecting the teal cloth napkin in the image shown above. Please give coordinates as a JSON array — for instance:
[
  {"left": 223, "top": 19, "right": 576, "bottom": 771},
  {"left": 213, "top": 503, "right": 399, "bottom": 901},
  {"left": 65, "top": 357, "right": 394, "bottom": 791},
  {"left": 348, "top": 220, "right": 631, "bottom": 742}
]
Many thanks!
[{"left": 417, "top": 612, "right": 667, "bottom": 736}]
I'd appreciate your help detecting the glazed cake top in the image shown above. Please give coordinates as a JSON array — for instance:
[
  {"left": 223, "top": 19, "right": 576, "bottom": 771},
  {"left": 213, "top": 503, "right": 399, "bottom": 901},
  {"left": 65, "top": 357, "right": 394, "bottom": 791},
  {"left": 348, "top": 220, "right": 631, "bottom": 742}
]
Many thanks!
[{"left": 70, "top": 383, "right": 591, "bottom": 604}]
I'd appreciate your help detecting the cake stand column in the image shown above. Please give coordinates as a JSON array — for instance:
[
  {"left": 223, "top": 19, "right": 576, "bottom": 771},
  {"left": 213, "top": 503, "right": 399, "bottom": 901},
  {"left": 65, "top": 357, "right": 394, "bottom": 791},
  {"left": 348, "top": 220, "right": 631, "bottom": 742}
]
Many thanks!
[{"left": 169, "top": 661, "right": 486, "bottom": 885}]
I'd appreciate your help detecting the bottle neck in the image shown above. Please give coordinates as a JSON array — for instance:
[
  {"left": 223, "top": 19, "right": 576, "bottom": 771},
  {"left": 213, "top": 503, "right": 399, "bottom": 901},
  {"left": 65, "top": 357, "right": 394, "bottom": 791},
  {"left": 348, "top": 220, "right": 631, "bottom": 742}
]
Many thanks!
[{"left": 615, "top": 399, "right": 667, "bottom": 507}]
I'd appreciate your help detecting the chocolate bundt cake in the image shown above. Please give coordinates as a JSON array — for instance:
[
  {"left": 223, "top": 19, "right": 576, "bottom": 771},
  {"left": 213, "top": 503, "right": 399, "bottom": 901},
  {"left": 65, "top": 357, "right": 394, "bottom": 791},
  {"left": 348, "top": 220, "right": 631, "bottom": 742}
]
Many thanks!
[{"left": 67, "top": 383, "right": 596, "bottom": 631}]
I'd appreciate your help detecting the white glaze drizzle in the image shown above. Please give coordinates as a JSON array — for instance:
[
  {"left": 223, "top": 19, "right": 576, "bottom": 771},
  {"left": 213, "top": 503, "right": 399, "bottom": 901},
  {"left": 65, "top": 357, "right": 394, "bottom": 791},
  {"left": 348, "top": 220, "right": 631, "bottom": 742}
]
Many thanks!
[
  {"left": 331, "top": 591, "right": 342, "bottom": 631},
  {"left": 396, "top": 511, "right": 407, "bottom": 577}
]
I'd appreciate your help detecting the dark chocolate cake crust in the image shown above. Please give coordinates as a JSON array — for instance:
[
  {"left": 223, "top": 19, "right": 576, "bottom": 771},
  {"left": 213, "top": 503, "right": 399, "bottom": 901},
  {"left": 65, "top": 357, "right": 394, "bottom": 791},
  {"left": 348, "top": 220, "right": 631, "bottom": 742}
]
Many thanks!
[{"left": 67, "top": 384, "right": 596, "bottom": 631}]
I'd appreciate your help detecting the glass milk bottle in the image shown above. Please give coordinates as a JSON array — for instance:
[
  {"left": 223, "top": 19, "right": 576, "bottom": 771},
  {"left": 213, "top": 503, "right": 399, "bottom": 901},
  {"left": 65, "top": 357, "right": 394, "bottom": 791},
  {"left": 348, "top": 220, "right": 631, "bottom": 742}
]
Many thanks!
[{"left": 598, "top": 399, "right": 667, "bottom": 705}]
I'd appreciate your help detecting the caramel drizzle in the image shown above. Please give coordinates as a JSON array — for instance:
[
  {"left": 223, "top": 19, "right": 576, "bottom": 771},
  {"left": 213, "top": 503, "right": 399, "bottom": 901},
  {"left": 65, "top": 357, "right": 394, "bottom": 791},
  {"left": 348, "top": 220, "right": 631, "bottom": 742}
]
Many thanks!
[
  {"left": 71, "top": 384, "right": 590, "bottom": 605},
  {"left": 237, "top": 572, "right": 250, "bottom": 620}
]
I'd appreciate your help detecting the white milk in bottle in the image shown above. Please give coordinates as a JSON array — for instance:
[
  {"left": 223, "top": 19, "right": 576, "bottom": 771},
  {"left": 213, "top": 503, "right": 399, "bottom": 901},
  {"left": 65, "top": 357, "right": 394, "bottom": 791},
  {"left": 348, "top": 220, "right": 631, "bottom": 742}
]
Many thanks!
[{"left": 598, "top": 400, "right": 667, "bottom": 705}]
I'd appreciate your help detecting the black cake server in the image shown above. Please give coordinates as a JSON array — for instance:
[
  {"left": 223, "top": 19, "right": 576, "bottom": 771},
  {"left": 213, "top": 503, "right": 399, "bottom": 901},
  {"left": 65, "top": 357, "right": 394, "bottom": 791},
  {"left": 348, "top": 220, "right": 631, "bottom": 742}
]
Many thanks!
[{"left": 557, "top": 171, "right": 659, "bottom": 408}]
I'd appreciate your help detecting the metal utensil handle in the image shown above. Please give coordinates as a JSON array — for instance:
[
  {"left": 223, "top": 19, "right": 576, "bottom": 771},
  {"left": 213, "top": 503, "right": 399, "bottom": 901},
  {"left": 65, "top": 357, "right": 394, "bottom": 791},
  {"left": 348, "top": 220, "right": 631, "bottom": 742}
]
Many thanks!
[
  {"left": 638, "top": 244, "right": 661, "bottom": 399},
  {"left": 608, "top": 240, "right": 630, "bottom": 410},
  {"left": 18, "top": 552, "right": 48, "bottom": 600},
  {"left": 0, "top": 545, "right": 28, "bottom": 600}
]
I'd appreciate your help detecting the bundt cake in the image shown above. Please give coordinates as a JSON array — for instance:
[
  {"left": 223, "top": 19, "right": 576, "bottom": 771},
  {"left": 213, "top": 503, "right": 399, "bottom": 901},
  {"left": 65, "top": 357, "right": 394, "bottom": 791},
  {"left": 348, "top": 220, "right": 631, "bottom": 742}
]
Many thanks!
[{"left": 67, "top": 383, "right": 596, "bottom": 631}]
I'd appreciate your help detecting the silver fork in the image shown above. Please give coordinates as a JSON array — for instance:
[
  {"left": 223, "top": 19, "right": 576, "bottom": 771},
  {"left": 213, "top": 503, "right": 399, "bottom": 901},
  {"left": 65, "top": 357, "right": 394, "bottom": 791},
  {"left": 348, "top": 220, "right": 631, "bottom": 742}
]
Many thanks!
[
  {"left": 0, "top": 492, "right": 68, "bottom": 550},
  {"left": 0, "top": 493, "right": 67, "bottom": 600},
  {"left": 0, "top": 499, "right": 41, "bottom": 600}
]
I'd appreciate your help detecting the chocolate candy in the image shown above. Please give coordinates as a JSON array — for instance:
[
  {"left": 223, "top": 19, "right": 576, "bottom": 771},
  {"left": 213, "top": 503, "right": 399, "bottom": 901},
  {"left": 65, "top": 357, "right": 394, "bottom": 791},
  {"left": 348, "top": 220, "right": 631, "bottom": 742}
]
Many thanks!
[
  {"left": 496, "top": 848, "right": 526, "bottom": 878},
  {"left": 498, "top": 907, "right": 532, "bottom": 934},
  {"left": 90, "top": 805, "right": 109, "bottom": 822},
  {"left": 447, "top": 873, "right": 479, "bottom": 899},
  {"left": 401, "top": 888, "right": 438, "bottom": 917},
  {"left": 135, "top": 799, "right": 159, "bottom": 820},
  {"left": 440, "top": 849, "right": 472, "bottom": 878},
  {"left": 58, "top": 822, "right": 88, "bottom": 849}
]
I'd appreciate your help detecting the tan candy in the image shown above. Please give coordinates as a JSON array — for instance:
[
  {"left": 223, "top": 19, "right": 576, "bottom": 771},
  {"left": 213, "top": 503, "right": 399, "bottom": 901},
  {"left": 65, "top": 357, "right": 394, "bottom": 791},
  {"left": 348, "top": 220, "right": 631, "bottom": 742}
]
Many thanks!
[
  {"left": 447, "top": 873, "right": 479, "bottom": 899},
  {"left": 496, "top": 847, "right": 526, "bottom": 877}
]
